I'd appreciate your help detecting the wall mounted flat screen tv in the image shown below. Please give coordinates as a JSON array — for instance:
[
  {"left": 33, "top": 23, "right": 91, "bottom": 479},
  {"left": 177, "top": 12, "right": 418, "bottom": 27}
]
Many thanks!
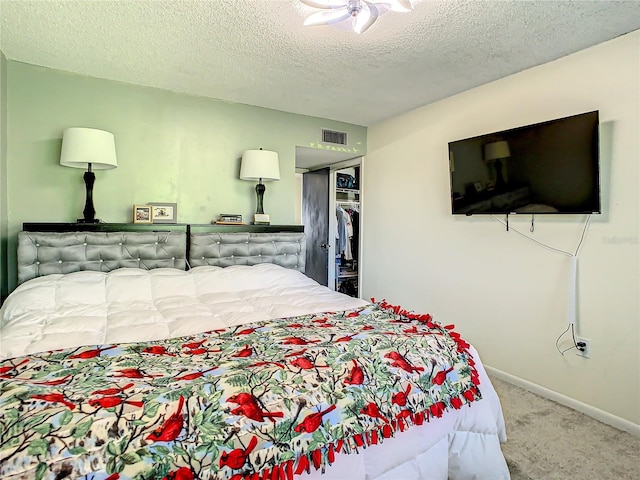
[{"left": 448, "top": 111, "right": 600, "bottom": 215}]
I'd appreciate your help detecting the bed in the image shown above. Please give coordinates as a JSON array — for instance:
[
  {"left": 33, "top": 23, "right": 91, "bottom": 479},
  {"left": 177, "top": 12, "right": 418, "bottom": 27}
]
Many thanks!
[{"left": 0, "top": 229, "right": 510, "bottom": 480}]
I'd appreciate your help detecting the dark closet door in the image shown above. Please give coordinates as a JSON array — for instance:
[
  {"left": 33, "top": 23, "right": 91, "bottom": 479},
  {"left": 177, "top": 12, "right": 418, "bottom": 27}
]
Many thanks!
[{"left": 302, "top": 168, "right": 330, "bottom": 286}]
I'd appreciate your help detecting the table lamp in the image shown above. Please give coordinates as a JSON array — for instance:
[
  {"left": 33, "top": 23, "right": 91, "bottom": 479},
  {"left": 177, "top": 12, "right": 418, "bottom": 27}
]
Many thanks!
[
  {"left": 240, "top": 148, "right": 280, "bottom": 224},
  {"left": 60, "top": 127, "right": 118, "bottom": 223}
]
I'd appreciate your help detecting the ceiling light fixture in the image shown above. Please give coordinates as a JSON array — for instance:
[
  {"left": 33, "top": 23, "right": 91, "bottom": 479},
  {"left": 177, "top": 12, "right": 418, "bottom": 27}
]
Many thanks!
[{"left": 301, "top": 0, "right": 414, "bottom": 34}]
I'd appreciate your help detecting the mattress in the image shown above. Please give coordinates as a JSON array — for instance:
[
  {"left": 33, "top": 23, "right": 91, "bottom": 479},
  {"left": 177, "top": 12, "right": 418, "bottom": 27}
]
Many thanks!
[{"left": 0, "top": 264, "right": 510, "bottom": 479}]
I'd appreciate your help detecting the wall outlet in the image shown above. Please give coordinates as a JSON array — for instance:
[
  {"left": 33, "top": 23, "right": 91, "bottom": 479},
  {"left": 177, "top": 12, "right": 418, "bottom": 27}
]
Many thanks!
[{"left": 576, "top": 336, "right": 591, "bottom": 358}]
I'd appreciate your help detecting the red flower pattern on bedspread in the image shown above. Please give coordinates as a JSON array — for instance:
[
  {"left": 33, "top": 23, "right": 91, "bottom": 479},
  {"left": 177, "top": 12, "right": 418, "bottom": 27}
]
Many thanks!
[{"left": 0, "top": 302, "right": 482, "bottom": 480}]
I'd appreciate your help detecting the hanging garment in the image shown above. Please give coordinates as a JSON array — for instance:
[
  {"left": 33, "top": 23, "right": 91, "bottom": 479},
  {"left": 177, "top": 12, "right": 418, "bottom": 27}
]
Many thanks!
[
  {"left": 336, "top": 206, "right": 347, "bottom": 257},
  {"left": 336, "top": 206, "right": 353, "bottom": 261}
]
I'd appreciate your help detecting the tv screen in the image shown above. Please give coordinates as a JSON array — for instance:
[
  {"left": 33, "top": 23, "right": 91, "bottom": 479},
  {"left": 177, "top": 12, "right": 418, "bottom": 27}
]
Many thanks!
[{"left": 448, "top": 111, "right": 600, "bottom": 215}]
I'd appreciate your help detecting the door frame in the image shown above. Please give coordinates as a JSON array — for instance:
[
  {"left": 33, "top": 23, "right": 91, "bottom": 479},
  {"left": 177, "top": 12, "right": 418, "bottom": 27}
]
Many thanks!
[
  {"left": 300, "top": 156, "right": 364, "bottom": 295},
  {"left": 329, "top": 157, "right": 363, "bottom": 295}
]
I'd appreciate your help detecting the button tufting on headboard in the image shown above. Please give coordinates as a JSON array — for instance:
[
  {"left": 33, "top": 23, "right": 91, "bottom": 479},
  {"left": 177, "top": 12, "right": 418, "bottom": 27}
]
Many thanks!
[
  {"left": 189, "top": 232, "right": 306, "bottom": 272},
  {"left": 17, "top": 231, "right": 187, "bottom": 284}
]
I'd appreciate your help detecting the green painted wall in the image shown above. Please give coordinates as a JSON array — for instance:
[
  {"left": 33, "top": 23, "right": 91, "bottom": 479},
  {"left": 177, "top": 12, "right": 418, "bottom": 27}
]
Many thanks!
[
  {"left": 1, "top": 52, "right": 7, "bottom": 300},
  {"left": 5, "top": 61, "right": 366, "bottom": 291}
]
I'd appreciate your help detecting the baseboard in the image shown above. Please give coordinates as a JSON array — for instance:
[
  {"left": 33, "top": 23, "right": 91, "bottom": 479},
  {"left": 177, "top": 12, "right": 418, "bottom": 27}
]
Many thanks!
[{"left": 485, "top": 365, "right": 640, "bottom": 438}]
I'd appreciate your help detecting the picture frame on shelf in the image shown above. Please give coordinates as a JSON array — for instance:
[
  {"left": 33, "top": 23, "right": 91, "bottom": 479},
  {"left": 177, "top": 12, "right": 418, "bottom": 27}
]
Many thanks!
[
  {"left": 133, "top": 205, "right": 152, "bottom": 224},
  {"left": 148, "top": 202, "right": 177, "bottom": 224}
]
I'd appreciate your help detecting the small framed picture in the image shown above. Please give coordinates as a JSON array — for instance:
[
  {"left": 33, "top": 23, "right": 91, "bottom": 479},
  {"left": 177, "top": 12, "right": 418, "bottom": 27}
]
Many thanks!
[
  {"left": 148, "top": 202, "right": 177, "bottom": 224},
  {"left": 133, "top": 205, "right": 152, "bottom": 224}
]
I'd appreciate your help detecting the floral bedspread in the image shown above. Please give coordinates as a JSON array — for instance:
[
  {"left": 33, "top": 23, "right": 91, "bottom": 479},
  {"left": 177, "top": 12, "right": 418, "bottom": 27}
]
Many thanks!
[{"left": 0, "top": 301, "right": 481, "bottom": 480}]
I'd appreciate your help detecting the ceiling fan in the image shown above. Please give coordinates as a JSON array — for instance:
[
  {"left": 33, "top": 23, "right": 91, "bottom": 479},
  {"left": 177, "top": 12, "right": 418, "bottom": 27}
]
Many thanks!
[{"left": 300, "top": 0, "right": 414, "bottom": 34}]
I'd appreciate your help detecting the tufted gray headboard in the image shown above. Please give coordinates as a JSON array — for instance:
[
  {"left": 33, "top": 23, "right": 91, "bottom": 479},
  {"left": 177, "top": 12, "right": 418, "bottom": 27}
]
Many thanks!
[
  {"left": 16, "top": 229, "right": 307, "bottom": 285},
  {"left": 17, "top": 231, "right": 187, "bottom": 285},
  {"left": 189, "top": 232, "right": 306, "bottom": 272}
]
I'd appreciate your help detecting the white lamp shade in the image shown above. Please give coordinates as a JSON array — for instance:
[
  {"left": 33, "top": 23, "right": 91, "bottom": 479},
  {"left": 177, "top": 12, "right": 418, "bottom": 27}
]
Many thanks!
[
  {"left": 240, "top": 149, "right": 280, "bottom": 181},
  {"left": 483, "top": 141, "right": 510, "bottom": 161},
  {"left": 60, "top": 128, "right": 118, "bottom": 169}
]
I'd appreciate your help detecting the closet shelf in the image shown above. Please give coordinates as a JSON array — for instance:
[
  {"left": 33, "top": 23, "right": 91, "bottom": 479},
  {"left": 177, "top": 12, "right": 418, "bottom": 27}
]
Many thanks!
[
  {"left": 336, "top": 188, "right": 360, "bottom": 194},
  {"left": 338, "top": 271, "right": 358, "bottom": 278}
]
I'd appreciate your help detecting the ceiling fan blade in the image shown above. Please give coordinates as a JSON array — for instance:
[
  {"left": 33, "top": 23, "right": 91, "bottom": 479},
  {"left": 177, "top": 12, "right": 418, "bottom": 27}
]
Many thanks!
[
  {"left": 304, "top": 8, "right": 351, "bottom": 27},
  {"left": 353, "top": 3, "right": 379, "bottom": 33},
  {"left": 300, "top": 0, "right": 350, "bottom": 9}
]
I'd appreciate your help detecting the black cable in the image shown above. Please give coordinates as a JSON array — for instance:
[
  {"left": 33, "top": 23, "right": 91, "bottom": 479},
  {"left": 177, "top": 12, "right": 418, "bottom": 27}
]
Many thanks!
[
  {"left": 557, "top": 323, "right": 582, "bottom": 356},
  {"left": 492, "top": 216, "right": 572, "bottom": 256},
  {"left": 492, "top": 214, "right": 592, "bottom": 258},
  {"left": 491, "top": 214, "right": 591, "bottom": 356},
  {"left": 555, "top": 323, "right": 571, "bottom": 355},
  {"left": 560, "top": 344, "right": 579, "bottom": 355}
]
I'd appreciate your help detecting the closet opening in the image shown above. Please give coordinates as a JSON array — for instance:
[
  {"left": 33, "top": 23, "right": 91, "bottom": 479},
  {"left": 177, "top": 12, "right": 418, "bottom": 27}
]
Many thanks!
[{"left": 298, "top": 152, "right": 363, "bottom": 298}]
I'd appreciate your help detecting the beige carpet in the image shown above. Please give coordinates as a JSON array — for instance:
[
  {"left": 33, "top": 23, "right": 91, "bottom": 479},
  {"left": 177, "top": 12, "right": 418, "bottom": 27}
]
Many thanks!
[{"left": 490, "top": 376, "right": 640, "bottom": 480}]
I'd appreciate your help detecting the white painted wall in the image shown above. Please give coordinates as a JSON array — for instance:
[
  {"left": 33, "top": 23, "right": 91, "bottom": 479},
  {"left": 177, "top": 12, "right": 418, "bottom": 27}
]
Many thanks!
[{"left": 363, "top": 32, "right": 639, "bottom": 426}]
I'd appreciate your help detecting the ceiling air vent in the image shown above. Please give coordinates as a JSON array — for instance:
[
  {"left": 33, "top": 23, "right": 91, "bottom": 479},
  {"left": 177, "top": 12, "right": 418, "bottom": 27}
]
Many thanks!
[{"left": 322, "top": 129, "right": 348, "bottom": 145}]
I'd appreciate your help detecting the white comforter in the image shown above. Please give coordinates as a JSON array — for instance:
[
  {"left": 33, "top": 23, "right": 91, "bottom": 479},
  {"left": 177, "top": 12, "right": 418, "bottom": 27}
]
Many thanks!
[
  {"left": 0, "top": 264, "right": 510, "bottom": 479},
  {"left": 0, "top": 264, "right": 366, "bottom": 360}
]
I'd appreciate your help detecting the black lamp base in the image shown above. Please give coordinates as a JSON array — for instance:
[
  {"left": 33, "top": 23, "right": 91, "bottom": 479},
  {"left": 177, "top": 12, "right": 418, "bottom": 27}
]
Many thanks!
[
  {"left": 255, "top": 181, "right": 266, "bottom": 215},
  {"left": 80, "top": 168, "right": 98, "bottom": 223}
]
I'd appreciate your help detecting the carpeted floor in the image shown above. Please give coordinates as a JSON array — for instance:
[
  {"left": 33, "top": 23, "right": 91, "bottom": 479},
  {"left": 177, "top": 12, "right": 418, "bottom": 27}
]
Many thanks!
[{"left": 490, "top": 376, "right": 640, "bottom": 480}]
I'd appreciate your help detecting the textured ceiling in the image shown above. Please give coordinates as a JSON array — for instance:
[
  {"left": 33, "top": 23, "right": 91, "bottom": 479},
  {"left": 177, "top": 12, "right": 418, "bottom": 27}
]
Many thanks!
[{"left": 1, "top": 0, "right": 640, "bottom": 129}]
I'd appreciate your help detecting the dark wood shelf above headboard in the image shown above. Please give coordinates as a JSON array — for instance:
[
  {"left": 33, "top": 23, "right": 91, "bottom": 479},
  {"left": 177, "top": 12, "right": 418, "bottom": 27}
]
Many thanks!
[
  {"left": 23, "top": 223, "right": 188, "bottom": 232},
  {"left": 23, "top": 223, "right": 304, "bottom": 233},
  {"left": 189, "top": 224, "right": 304, "bottom": 233}
]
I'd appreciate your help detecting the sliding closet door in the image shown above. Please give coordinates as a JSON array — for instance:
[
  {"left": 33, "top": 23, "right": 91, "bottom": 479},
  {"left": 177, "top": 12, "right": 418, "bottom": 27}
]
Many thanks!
[{"left": 302, "top": 168, "right": 330, "bottom": 286}]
